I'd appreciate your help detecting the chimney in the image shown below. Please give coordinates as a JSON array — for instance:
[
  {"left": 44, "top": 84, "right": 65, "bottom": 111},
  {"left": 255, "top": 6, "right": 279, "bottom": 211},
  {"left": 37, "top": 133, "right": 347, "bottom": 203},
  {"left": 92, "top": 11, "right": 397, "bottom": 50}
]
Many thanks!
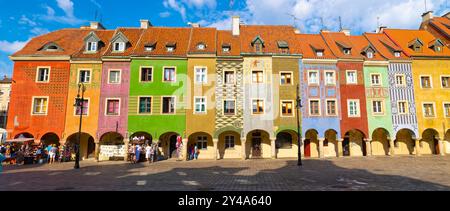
[
  {"left": 443, "top": 12, "right": 450, "bottom": 19},
  {"left": 189, "top": 23, "right": 200, "bottom": 28},
  {"left": 140, "top": 20, "right": 152, "bottom": 29},
  {"left": 232, "top": 16, "right": 240, "bottom": 36},
  {"left": 376, "top": 26, "right": 387, "bottom": 33},
  {"left": 340, "top": 29, "right": 351, "bottom": 36},
  {"left": 422, "top": 11, "right": 433, "bottom": 22},
  {"left": 294, "top": 28, "right": 301, "bottom": 34},
  {"left": 90, "top": 21, "right": 105, "bottom": 30}
]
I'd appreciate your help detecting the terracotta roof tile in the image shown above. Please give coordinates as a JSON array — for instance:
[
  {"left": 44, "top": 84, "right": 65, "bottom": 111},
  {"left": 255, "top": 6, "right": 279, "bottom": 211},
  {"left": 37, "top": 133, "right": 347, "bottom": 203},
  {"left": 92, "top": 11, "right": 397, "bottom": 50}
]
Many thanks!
[
  {"left": 217, "top": 30, "right": 241, "bottom": 57},
  {"left": 240, "top": 25, "right": 301, "bottom": 55},
  {"left": 320, "top": 32, "right": 363, "bottom": 59},
  {"left": 72, "top": 30, "right": 115, "bottom": 59},
  {"left": 133, "top": 27, "right": 191, "bottom": 57},
  {"left": 188, "top": 27, "right": 217, "bottom": 54},
  {"left": 103, "top": 28, "right": 144, "bottom": 57},
  {"left": 364, "top": 33, "right": 409, "bottom": 60},
  {"left": 383, "top": 29, "right": 450, "bottom": 57},
  {"left": 429, "top": 17, "right": 450, "bottom": 40},
  {"left": 296, "top": 34, "right": 336, "bottom": 59},
  {"left": 348, "top": 35, "right": 386, "bottom": 61}
]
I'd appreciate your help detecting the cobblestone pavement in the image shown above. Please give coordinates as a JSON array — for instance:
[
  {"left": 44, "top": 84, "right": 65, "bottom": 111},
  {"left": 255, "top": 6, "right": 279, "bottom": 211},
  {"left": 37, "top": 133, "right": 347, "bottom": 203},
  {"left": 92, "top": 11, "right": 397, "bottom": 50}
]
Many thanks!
[{"left": 1, "top": 156, "right": 450, "bottom": 191}]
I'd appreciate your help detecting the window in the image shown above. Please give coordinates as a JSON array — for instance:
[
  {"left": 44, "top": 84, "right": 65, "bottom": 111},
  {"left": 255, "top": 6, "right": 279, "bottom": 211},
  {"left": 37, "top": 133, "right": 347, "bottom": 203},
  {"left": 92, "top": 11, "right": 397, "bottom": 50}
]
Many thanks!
[
  {"left": 197, "top": 43, "right": 206, "bottom": 50},
  {"left": 224, "top": 71, "right": 235, "bottom": 84},
  {"left": 163, "top": 67, "right": 176, "bottom": 82},
  {"left": 324, "top": 71, "right": 336, "bottom": 85},
  {"left": 308, "top": 71, "right": 319, "bottom": 85},
  {"left": 444, "top": 103, "right": 450, "bottom": 118},
  {"left": 395, "top": 74, "right": 405, "bottom": 86},
  {"left": 86, "top": 42, "right": 97, "bottom": 52},
  {"left": 113, "top": 42, "right": 125, "bottom": 52},
  {"left": 343, "top": 48, "right": 351, "bottom": 55},
  {"left": 75, "top": 99, "right": 89, "bottom": 116},
  {"left": 144, "top": 46, "right": 154, "bottom": 51},
  {"left": 138, "top": 97, "right": 152, "bottom": 114},
  {"left": 196, "top": 136, "right": 208, "bottom": 150},
  {"left": 108, "top": 70, "right": 121, "bottom": 84},
  {"left": 194, "top": 97, "right": 206, "bottom": 114},
  {"left": 371, "top": 74, "right": 381, "bottom": 86},
  {"left": 225, "top": 136, "right": 235, "bottom": 149},
  {"left": 255, "top": 43, "right": 262, "bottom": 53},
  {"left": 280, "top": 48, "right": 289, "bottom": 54},
  {"left": 309, "top": 100, "right": 320, "bottom": 116},
  {"left": 367, "top": 51, "right": 374, "bottom": 58},
  {"left": 223, "top": 100, "right": 235, "bottom": 115},
  {"left": 32, "top": 97, "right": 48, "bottom": 115},
  {"left": 280, "top": 72, "right": 293, "bottom": 85},
  {"left": 222, "top": 46, "right": 230, "bottom": 52},
  {"left": 281, "top": 101, "right": 293, "bottom": 117},
  {"left": 394, "top": 51, "right": 401, "bottom": 57},
  {"left": 140, "top": 67, "right": 153, "bottom": 82},
  {"left": 441, "top": 76, "right": 450, "bottom": 88},
  {"left": 414, "top": 45, "right": 422, "bottom": 52},
  {"left": 78, "top": 70, "right": 91, "bottom": 83},
  {"left": 195, "top": 67, "right": 207, "bottom": 84},
  {"left": 252, "top": 71, "right": 264, "bottom": 83},
  {"left": 162, "top": 97, "right": 175, "bottom": 114},
  {"left": 36, "top": 67, "right": 50, "bottom": 82},
  {"left": 398, "top": 101, "right": 408, "bottom": 114},
  {"left": 252, "top": 99, "right": 264, "bottom": 114},
  {"left": 348, "top": 100, "right": 360, "bottom": 117},
  {"left": 316, "top": 50, "right": 324, "bottom": 57},
  {"left": 167, "top": 47, "right": 175, "bottom": 52},
  {"left": 420, "top": 76, "right": 432, "bottom": 88},
  {"left": 326, "top": 100, "right": 337, "bottom": 116},
  {"left": 346, "top": 70, "right": 357, "bottom": 84},
  {"left": 372, "top": 100, "right": 383, "bottom": 114},
  {"left": 106, "top": 99, "right": 120, "bottom": 116},
  {"left": 423, "top": 103, "right": 435, "bottom": 117}
]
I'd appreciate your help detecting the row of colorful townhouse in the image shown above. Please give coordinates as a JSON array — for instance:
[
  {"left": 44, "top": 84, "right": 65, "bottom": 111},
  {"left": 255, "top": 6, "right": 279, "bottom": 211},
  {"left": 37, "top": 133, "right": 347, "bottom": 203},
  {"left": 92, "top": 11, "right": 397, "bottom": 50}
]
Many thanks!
[{"left": 6, "top": 13, "right": 450, "bottom": 161}]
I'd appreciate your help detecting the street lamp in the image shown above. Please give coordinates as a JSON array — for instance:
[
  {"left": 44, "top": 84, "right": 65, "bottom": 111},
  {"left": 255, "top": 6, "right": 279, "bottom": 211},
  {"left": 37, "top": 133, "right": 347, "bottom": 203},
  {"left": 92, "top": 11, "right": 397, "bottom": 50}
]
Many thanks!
[
  {"left": 296, "top": 84, "right": 303, "bottom": 166},
  {"left": 73, "top": 83, "right": 86, "bottom": 169}
]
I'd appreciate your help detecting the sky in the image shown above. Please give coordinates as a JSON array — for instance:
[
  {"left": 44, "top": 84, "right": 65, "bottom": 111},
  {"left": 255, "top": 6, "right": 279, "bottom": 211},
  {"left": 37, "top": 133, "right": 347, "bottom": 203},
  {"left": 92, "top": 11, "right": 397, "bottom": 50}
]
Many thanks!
[{"left": 0, "top": 0, "right": 449, "bottom": 77}]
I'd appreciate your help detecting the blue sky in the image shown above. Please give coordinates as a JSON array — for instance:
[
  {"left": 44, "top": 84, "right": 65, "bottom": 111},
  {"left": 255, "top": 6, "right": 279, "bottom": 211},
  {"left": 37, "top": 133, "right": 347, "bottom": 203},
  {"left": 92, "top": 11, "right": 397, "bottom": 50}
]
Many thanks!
[{"left": 0, "top": 0, "right": 449, "bottom": 77}]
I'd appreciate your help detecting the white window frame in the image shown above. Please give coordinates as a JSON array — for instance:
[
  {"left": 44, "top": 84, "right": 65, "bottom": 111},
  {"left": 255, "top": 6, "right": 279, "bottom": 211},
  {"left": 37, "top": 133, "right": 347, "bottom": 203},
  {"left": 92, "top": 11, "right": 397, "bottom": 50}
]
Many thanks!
[
  {"left": 35, "top": 66, "right": 51, "bottom": 83},
  {"left": 372, "top": 100, "right": 385, "bottom": 116},
  {"left": 105, "top": 98, "right": 121, "bottom": 116},
  {"left": 280, "top": 100, "right": 295, "bottom": 117},
  {"left": 251, "top": 98, "right": 265, "bottom": 115},
  {"left": 223, "top": 99, "right": 236, "bottom": 116},
  {"left": 86, "top": 41, "right": 98, "bottom": 52},
  {"left": 346, "top": 70, "right": 358, "bottom": 85},
  {"left": 422, "top": 102, "right": 436, "bottom": 118},
  {"left": 166, "top": 46, "right": 175, "bottom": 52},
  {"left": 347, "top": 99, "right": 361, "bottom": 118},
  {"left": 77, "top": 69, "right": 92, "bottom": 84},
  {"left": 370, "top": 73, "right": 382, "bottom": 86},
  {"left": 395, "top": 74, "right": 406, "bottom": 87},
  {"left": 444, "top": 102, "right": 450, "bottom": 118},
  {"left": 325, "top": 99, "right": 338, "bottom": 116},
  {"left": 196, "top": 136, "right": 208, "bottom": 150},
  {"left": 440, "top": 75, "right": 450, "bottom": 89},
  {"left": 316, "top": 51, "right": 324, "bottom": 57},
  {"left": 324, "top": 70, "right": 336, "bottom": 86},
  {"left": 139, "top": 66, "right": 154, "bottom": 83},
  {"left": 162, "top": 66, "right": 177, "bottom": 83},
  {"left": 223, "top": 70, "right": 236, "bottom": 85},
  {"left": 307, "top": 70, "right": 319, "bottom": 85},
  {"left": 419, "top": 75, "right": 433, "bottom": 89},
  {"left": 113, "top": 42, "right": 125, "bottom": 52},
  {"left": 194, "top": 96, "right": 207, "bottom": 114},
  {"left": 194, "top": 66, "right": 208, "bottom": 84},
  {"left": 308, "top": 99, "right": 321, "bottom": 116},
  {"left": 107, "top": 69, "right": 122, "bottom": 85},
  {"left": 161, "top": 96, "right": 176, "bottom": 115},
  {"left": 394, "top": 51, "right": 401, "bottom": 57},
  {"left": 224, "top": 135, "right": 235, "bottom": 149},
  {"left": 31, "top": 96, "right": 49, "bottom": 116},
  {"left": 367, "top": 51, "right": 374, "bottom": 59},
  {"left": 137, "top": 96, "right": 153, "bottom": 115},
  {"left": 279, "top": 71, "right": 294, "bottom": 85},
  {"left": 251, "top": 70, "right": 264, "bottom": 84},
  {"left": 397, "top": 101, "right": 409, "bottom": 115},
  {"left": 73, "top": 97, "right": 90, "bottom": 117}
]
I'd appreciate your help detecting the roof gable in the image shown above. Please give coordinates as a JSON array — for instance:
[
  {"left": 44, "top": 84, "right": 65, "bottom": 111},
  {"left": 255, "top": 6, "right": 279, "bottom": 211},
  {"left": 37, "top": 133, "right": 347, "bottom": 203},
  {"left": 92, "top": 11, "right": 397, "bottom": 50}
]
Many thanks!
[
  {"left": 84, "top": 31, "right": 101, "bottom": 43},
  {"left": 251, "top": 35, "right": 265, "bottom": 46},
  {"left": 111, "top": 31, "right": 129, "bottom": 44}
]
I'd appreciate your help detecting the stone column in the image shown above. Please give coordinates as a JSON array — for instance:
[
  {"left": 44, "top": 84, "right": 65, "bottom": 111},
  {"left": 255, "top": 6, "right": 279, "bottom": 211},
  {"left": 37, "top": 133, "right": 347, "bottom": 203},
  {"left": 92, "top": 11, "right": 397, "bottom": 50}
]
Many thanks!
[
  {"left": 300, "top": 138, "right": 305, "bottom": 157},
  {"left": 337, "top": 139, "right": 343, "bottom": 157},
  {"left": 438, "top": 137, "right": 445, "bottom": 156},
  {"left": 271, "top": 138, "right": 277, "bottom": 159},
  {"left": 213, "top": 138, "right": 219, "bottom": 160},
  {"left": 182, "top": 138, "right": 188, "bottom": 161},
  {"left": 318, "top": 138, "right": 325, "bottom": 158},
  {"left": 124, "top": 138, "right": 130, "bottom": 162},
  {"left": 364, "top": 139, "right": 372, "bottom": 157},
  {"left": 388, "top": 138, "right": 395, "bottom": 156},
  {"left": 415, "top": 138, "right": 421, "bottom": 156},
  {"left": 241, "top": 138, "right": 247, "bottom": 160},
  {"left": 95, "top": 142, "right": 100, "bottom": 162}
]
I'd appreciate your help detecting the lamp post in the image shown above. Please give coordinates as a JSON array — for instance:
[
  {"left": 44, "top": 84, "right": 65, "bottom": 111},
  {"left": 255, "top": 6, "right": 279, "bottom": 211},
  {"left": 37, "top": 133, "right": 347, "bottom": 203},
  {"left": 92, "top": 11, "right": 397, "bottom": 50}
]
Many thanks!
[
  {"left": 296, "top": 84, "right": 303, "bottom": 166},
  {"left": 74, "top": 83, "right": 86, "bottom": 169}
]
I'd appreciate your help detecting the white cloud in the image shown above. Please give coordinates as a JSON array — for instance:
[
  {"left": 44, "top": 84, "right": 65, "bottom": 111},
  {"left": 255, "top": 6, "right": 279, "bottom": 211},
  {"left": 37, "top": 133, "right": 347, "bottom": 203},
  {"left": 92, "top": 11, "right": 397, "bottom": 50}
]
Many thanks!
[
  {"left": 0, "top": 40, "right": 29, "bottom": 54},
  {"left": 182, "top": 0, "right": 217, "bottom": 9},
  {"left": 163, "top": 0, "right": 219, "bottom": 22},
  {"left": 160, "top": 12, "right": 172, "bottom": 18},
  {"left": 19, "top": 15, "right": 37, "bottom": 27},
  {"left": 164, "top": 0, "right": 187, "bottom": 21},
  {"left": 40, "top": 0, "right": 85, "bottom": 25},
  {"left": 90, "top": 0, "right": 101, "bottom": 8}
]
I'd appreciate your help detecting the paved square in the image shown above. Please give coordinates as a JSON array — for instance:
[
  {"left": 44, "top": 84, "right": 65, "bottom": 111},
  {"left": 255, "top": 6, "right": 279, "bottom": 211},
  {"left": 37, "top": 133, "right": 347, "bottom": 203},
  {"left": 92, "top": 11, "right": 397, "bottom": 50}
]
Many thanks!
[{"left": 1, "top": 156, "right": 450, "bottom": 191}]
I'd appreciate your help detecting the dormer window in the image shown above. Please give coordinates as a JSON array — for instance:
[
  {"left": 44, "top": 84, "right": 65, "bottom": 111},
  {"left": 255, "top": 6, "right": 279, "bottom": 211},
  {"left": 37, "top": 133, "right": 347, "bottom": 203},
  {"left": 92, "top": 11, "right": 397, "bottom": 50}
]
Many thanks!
[
  {"left": 394, "top": 51, "right": 401, "bottom": 57},
  {"left": 197, "top": 43, "right": 206, "bottom": 50},
  {"left": 222, "top": 44, "right": 231, "bottom": 53},
  {"left": 408, "top": 38, "right": 423, "bottom": 53},
  {"left": 144, "top": 42, "right": 156, "bottom": 52},
  {"left": 429, "top": 39, "right": 444, "bottom": 52},
  {"left": 114, "top": 42, "right": 125, "bottom": 52},
  {"left": 40, "top": 42, "right": 62, "bottom": 52},
  {"left": 167, "top": 46, "right": 175, "bottom": 52},
  {"left": 255, "top": 43, "right": 262, "bottom": 53},
  {"left": 414, "top": 45, "right": 422, "bottom": 52},
  {"left": 316, "top": 50, "right": 324, "bottom": 57},
  {"left": 251, "top": 36, "right": 265, "bottom": 54},
  {"left": 343, "top": 48, "right": 351, "bottom": 55},
  {"left": 367, "top": 51, "right": 374, "bottom": 59},
  {"left": 47, "top": 45, "right": 58, "bottom": 51},
  {"left": 277, "top": 41, "right": 289, "bottom": 54},
  {"left": 86, "top": 42, "right": 98, "bottom": 52},
  {"left": 166, "top": 42, "right": 176, "bottom": 52}
]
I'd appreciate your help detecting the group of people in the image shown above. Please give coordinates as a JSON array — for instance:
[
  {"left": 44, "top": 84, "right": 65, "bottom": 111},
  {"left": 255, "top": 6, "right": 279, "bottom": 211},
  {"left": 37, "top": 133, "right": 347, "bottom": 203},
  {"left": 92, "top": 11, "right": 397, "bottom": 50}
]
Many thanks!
[
  {"left": 188, "top": 144, "right": 199, "bottom": 161},
  {"left": 128, "top": 143, "right": 159, "bottom": 163}
]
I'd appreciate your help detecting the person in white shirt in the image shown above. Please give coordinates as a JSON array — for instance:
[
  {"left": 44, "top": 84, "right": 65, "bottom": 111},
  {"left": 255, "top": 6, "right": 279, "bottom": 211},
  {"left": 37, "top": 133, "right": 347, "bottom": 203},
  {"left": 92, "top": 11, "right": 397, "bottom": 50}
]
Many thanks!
[{"left": 145, "top": 144, "right": 151, "bottom": 163}]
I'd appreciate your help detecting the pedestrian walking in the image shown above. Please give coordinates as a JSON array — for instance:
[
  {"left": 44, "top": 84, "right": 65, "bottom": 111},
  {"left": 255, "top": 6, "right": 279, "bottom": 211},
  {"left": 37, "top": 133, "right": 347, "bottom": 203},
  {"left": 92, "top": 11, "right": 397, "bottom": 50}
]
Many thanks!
[
  {"left": 188, "top": 144, "right": 194, "bottom": 160},
  {"left": 150, "top": 144, "right": 155, "bottom": 163},
  {"left": 145, "top": 144, "right": 151, "bottom": 163},
  {"left": 153, "top": 143, "right": 159, "bottom": 162},
  {"left": 49, "top": 144, "right": 58, "bottom": 164},
  {"left": 135, "top": 144, "right": 141, "bottom": 163},
  {"left": 194, "top": 144, "right": 199, "bottom": 160}
]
